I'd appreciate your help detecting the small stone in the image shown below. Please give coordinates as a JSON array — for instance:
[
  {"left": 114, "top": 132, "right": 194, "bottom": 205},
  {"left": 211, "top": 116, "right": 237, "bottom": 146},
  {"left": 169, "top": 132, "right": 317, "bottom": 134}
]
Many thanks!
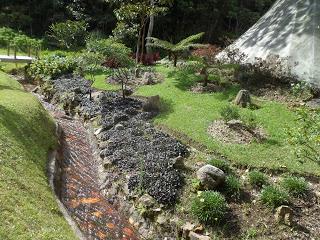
[
  {"left": 156, "top": 215, "right": 167, "bottom": 225},
  {"left": 103, "top": 160, "right": 113, "bottom": 169},
  {"left": 142, "top": 95, "right": 161, "bottom": 112},
  {"left": 194, "top": 225, "right": 204, "bottom": 233},
  {"left": 189, "top": 232, "right": 211, "bottom": 240},
  {"left": 99, "top": 141, "right": 109, "bottom": 149},
  {"left": 275, "top": 205, "right": 294, "bottom": 226},
  {"left": 94, "top": 128, "right": 104, "bottom": 136},
  {"left": 139, "top": 194, "right": 156, "bottom": 208},
  {"left": 181, "top": 222, "right": 196, "bottom": 239},
  {"left": 115, "top": 124, "right": 124, "bottom": 130},
  {"left": 234, "top": 89, "right": 251, "bottom": 107},
  {"left": 172, "top": 156, "right": 185, "bottom": 169},
  {"left": 196, "top": 164, "right": 225, "bottom": 189}
]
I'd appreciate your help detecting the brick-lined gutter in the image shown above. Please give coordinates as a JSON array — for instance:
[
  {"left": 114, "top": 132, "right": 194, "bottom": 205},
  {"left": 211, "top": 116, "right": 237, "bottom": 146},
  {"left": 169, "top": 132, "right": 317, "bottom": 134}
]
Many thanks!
[{"left": 35, "top": 92, "right": 139, "bottom": 240}]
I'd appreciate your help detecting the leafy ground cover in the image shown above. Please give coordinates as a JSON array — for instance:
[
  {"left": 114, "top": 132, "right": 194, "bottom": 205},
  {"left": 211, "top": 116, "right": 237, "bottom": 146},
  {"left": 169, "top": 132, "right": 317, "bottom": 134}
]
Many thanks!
[
  {"left": 0, "top": 71, "right": 76, "bottom": 239},
  {"left": 134, "top": 65, "right": 320, "bottom": 176}
]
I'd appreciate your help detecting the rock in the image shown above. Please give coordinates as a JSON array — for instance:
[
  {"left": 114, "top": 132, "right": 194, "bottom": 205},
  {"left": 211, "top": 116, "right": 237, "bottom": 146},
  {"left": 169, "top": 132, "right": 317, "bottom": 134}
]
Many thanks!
[
  {"left": 32, "top": 86, "right": 40, "bottom": 93},
  {"left": 275, "top": 205, "right": 294, "bottom": 226},
  {"left": 189, "top": 232, "right": 210, "bottom": 240},
  {"left": 142, "top": 72, "right": 156, "bottom": 85},
  {"left": 115, "top": 123, "right": 124, "bottom": 130},
  {"left": 234, "top": 89, "right": 251, "bottom": 107},
  {"left": 306, "top": 98, "right": 320, "bottom": 109},
  {"left": 103, "top": 159, "right": 113, "bottom": 169},
  {"left": 94, "top": 128, "right": 104, "bottom": 136},
  {"left": 139, "top": 194, "right": 156, "bottom": 208},
  {"left": 181, "top": 222, "right": 196, "bottom": 239},
  {"left": 142, "top": 95, "right": 161, "bottom": 112},
  {"left": 196, "top": 165, "right": 225, "bottom": 189},
  {"left": 123, "top": 88, "right": 134, "bottom": 96},
  {"left": 226, "top": 119, "right": 243, "bottom": 128},
  {"left": 172, "top": 156, "right": 185, "bottom": 169},
  {"left": 156, "top": 214, "right": 167, "bottom": 225}
]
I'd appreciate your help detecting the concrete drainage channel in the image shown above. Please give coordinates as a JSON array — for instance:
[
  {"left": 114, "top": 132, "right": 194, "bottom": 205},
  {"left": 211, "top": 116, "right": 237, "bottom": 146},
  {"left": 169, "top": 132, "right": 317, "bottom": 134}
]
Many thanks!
[{"left": 39, "top": 95, "right": 139, "bottom": 240}]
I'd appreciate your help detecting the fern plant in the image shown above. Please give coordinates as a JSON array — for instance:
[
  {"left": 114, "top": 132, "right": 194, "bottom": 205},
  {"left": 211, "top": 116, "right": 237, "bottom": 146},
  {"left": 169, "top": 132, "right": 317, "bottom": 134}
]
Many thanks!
[{"left": 146, "top": 32, "right": 205, "bottom": 67}]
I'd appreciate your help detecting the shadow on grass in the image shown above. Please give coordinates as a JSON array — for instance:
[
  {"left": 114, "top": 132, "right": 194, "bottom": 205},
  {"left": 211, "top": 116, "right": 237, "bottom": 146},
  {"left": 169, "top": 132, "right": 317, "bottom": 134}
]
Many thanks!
[
  {"left": 0, "top": 104, "right": 53, "bottom": 169},
  {"left": 157, "top": 97, "right": 174, "bottom": 120}
]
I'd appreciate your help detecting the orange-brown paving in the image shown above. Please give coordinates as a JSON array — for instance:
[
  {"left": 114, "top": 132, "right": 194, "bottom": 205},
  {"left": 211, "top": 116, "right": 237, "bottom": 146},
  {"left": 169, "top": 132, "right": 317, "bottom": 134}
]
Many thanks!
[{"left": 52, "top": 110, "right": 139, "bottom": 240}]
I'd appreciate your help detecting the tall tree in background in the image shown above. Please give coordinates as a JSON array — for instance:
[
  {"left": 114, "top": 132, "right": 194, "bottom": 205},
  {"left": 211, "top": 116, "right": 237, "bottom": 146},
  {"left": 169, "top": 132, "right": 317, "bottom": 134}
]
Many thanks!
[{"left": 106, "top": 0, "right": 172, "bottom": 63}]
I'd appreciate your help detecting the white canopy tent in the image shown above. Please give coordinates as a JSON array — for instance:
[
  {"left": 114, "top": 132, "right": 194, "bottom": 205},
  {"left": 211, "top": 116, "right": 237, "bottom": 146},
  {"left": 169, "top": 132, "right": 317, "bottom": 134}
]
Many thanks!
[{"left": 219, "top": 0, "right": 320, "bottom": 87}]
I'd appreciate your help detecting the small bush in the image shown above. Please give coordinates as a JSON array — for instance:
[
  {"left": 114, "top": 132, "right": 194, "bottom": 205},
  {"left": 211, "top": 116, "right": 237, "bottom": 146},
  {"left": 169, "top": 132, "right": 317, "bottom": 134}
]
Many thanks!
[
  {"left": 241, "top": 112, "right": 258, "bottom": 129},
  {"left": 220, "top": 105, "right": 240, "bottom": 122},
  {"left": 260, "top": 185, "right": 289, "bottom": 208},
  {"left": 248, "top": 171, "right": 268, "bottom": 188},
  {"left": 208, "top": 158, "right": 231, "bottom": 173},
  {"left": 224, "top": 175, "right": 241, "bottom": 198},
  {"left": 191, "top": 191, "right": 227, "bottom": 223},
  {"left": 280, "top": 176, "right": 308, "bottom": 197},
  {"left": 26, "top": 53, "right": 78, "bottom": 80}
]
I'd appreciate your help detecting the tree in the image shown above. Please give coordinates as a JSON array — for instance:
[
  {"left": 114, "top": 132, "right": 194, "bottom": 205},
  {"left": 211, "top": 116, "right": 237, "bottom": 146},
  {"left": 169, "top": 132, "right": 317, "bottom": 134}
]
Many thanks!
[
  {"left": 146, "top": 32, "right": 205, "bottom": 67},
  {"left": 106, "top": 0, "right": 171, "bottom": 64},
  {"left": 86, "top": 38, "right": 135, "bottom": 99},
  {"left": 48, "top": 20, "right": 88, "bottom": 49}
]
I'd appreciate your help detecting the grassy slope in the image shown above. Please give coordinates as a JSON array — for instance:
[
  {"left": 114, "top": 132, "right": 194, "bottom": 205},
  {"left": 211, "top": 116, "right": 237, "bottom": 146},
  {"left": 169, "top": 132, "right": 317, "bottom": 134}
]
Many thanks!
[
  {"left": 135, "top": 65, "right": 320, "bottom": 176},
  {"left": 0, "top": 72, "right": 76, "bottom": 239}
]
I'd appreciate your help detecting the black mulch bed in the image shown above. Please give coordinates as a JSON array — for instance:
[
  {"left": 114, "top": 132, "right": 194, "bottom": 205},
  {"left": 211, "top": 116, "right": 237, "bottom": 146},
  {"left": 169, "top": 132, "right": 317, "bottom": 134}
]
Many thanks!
[{"left": 45, "top": 75, "right": 189, "bottom": 205}]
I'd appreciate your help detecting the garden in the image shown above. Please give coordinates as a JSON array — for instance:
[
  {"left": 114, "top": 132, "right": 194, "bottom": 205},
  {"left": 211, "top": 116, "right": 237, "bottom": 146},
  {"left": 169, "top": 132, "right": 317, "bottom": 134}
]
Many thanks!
[{"left": 0, "top": 1, "right": 320, "bottom": 240}]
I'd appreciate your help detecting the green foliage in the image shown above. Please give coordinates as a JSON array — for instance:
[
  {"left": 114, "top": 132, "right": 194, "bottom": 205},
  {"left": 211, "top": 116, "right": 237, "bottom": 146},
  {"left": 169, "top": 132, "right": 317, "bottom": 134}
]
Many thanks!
[
  {"left": 241, "top": 112, "right": 258, "bottom": 129},
  {"left": 248, "top": 171, "right": 268, "bottom": 188},
  {"left": 0, "top": 27, "right": 42, "bottom": 54},
  {"left": 224, "top": 175, "right": 241, "bottom": 198},
  {"left": 207, "top": 158, "right": 231, "bottom": 173},
  {"left": 0, "top": 72, "right": 76, "bottom": 239},
  {"left": 220, "top": 105, "right": 240, "bottom": 122},
  {"left": 260, "top": 185, "right": 289, "bottom": 208},
  {"left": 280, "top": 176, "right": 308, "bottom": 197},
  {"left": 191, "top": 191, "right": 227, "bottom": 223},
  {"left": 287, "top": 108, "right": 320, "bottom": 164},
  {"left": 48, "top": 20, "right": 88, "bottom": 49},
  {"left": 27, "top": 53, "right": 78, "bottom": 80},
  {"left": 147, "top": 32, "right": 205, "bottom": 66}
]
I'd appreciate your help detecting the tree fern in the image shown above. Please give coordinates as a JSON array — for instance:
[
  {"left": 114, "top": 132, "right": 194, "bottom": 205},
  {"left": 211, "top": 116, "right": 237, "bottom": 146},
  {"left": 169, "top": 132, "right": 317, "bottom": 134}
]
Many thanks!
[{"left": 146, "top": 32, "right": 205, "bottom": 66}]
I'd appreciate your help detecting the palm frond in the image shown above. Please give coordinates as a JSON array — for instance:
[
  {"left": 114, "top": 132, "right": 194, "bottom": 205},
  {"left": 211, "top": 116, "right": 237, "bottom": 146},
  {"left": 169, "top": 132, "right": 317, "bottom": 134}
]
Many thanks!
[
  {"left": 175, "top": 32, "right": 205, "bottom": 48},
  {"left": 146, "top": 37, "right": 174, "bottom": 51}
]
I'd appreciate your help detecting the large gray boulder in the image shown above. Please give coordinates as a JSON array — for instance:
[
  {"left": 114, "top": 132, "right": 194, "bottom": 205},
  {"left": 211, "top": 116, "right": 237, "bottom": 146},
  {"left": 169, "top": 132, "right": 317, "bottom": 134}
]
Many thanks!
[{"left": 196, "top": 165, "right": 225, "bottom": 189}]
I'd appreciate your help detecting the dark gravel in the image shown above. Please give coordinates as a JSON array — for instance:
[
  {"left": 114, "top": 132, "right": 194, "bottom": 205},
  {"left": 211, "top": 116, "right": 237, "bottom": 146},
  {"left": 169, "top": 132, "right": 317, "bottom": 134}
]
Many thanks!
[{"left": 44, "top": 75, "right": 189, "bottom": 205}]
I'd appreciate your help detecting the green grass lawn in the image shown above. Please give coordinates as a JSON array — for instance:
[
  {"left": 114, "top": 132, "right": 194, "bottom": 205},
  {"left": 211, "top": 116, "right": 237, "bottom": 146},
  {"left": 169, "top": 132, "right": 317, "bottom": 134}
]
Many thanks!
[
  {"left": 134, "top": 65, "right": 320, "bottom": 176},
  {"left": 0, "top": 72, "right": 76, "bottom": 239}
]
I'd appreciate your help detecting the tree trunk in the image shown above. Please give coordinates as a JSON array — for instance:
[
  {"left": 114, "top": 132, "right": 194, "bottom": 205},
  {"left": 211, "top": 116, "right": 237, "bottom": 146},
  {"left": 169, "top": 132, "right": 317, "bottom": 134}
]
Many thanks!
[
  {"left": 173, "top": 54, "right": 178, "bottom": 67},
  {"left": 140, "top": 20, "right": 147, "bottom": 62},
  {"left": 136, "top": 25, "right": 143, "bottom": 64},
  {"left": 146, "top": 0, "right": 155, "bottom": 54}
]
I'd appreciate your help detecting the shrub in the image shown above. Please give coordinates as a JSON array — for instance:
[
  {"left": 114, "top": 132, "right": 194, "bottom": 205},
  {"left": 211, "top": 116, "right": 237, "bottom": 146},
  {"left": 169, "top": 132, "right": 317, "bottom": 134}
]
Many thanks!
[
  {"left": 224, "top": 175, "right": 241, "bottom": 198},
  {"left": 220, "top": 105, "right": 240, "bottom": 122},
  {"left": 241, "top": 112, "right": 258, "bottom": 129},
  {"left": 207, "top": 158, "right": 231, "bottom": 173},
  {"left": 191, "top": 191, "right": 227, "bottom": 223},
  {"left": 280, "top": 176, "right": 308, "bottom": 197},
  {"left": 287, "top": 108, "right": 320, "bottom": 164},
  {"left": 260, "top": 185, "right": 289, "bottom": 208},
  {"left": 26, "top": 53, "right": 78, "bottom": 81},
  {"left": 48, "top": 20, "right": 88, "bottom": 49},
  {"left": 248, "top": 171, "right": 268, "bottom": 188}
]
